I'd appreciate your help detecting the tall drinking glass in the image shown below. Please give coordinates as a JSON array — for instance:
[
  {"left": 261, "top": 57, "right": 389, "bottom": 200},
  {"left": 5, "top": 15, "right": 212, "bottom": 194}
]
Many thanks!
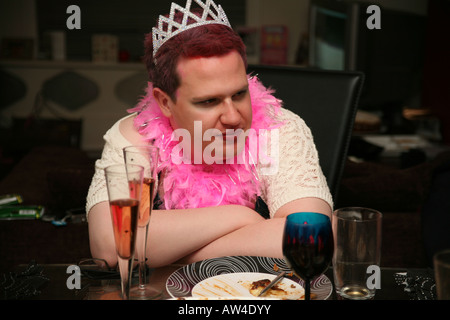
[
  {"left": 104, "top": 164, "right": 143, "bottom": 300},
  {"left": 123, "top": 145, "right": 161, "bottom": 299},
  {"left": 332, "top": 207, "right": 382, "bottom": 300},
  {"left": 282, "top": 212, "right": 334, "bottom": 300}
]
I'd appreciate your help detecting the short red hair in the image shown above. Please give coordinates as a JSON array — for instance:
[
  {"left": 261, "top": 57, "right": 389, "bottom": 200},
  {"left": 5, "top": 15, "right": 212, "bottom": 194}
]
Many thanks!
[{"left": 143, "top": 15, "right": 246, "bottom": 100}]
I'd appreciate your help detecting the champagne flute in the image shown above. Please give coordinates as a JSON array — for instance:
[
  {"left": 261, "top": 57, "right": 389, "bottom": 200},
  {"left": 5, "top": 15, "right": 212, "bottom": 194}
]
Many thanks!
[
  {"left": 104, "top": 164, "right": 143, "bottom": 300},
  {"left": 123, "top": 145, "right": 161, "bottom": 299},
  {"left": 282, "top": 212, "right": 333, "bottom": 300}
]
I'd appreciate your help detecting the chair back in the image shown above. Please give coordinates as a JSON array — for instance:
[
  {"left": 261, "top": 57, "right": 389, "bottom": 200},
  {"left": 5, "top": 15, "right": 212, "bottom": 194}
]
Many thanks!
[{"left": 248, "top": 65, "right": 364, "bottom": 200}]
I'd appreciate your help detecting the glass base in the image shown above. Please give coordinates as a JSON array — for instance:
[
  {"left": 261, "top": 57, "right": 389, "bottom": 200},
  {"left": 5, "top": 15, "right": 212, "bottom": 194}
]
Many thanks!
[
  {"left": 129, "top": 285, "right": 163, "bottom": 300},
  {"left": 336, "top": 285, "right": 375, "bottom": 300}
]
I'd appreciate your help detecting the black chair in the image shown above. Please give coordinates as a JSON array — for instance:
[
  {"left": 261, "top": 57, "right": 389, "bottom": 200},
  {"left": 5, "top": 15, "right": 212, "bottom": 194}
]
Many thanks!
[{"left": 247, "top": 64, "right": 364, "bottom": 201}]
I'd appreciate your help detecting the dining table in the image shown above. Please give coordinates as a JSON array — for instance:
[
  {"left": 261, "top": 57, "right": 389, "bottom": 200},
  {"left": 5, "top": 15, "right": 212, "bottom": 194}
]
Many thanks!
[
  {"left": 5, "top": 259, "right": 427, "bottom": 301},
  {"left": 2, "top": 259, "right": 444, "bottom": 320}
]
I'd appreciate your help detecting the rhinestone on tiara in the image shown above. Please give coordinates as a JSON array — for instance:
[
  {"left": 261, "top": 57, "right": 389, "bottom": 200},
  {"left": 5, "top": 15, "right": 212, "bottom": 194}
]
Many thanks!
[{"left": 152, "top": 0, "right": 232, "bottom": 58}]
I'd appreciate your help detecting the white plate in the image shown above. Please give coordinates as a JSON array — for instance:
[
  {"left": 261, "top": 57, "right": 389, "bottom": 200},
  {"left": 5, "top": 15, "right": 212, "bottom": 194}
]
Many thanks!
[
  {"left": 192, "top": 272, "right": 304, "bottom": 299},
  {"left": 166, "top": 256, "right": 332, "bottom": 300}
]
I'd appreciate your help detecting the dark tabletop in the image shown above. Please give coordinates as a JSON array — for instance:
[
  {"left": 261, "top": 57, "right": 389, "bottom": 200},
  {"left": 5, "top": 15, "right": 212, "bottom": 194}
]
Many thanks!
[{"left": 6, "top": 263, "right": 416, "bottom": 301}]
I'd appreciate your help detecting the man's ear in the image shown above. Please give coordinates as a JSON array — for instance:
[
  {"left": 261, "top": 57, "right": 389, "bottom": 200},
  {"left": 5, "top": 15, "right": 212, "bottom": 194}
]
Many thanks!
[{"left": 153, "top": 87, "right": 173, "bottom": 118}]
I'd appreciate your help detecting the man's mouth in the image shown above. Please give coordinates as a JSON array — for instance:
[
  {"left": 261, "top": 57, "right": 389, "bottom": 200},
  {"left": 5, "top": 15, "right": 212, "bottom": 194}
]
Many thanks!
[{"left": 217, "top": 130, "right": 243, "bottom": 144}]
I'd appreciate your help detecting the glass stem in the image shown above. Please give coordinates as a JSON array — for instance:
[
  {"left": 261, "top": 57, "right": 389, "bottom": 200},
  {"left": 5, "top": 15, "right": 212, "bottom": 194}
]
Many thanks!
[
  {"left": 117, "top": 255, "right": 133, "bottom": 300},
  {"left": 137, "top": 224, "right": 149, "bottom": 289},
  {"left": 305, "top": 279, "right": 311, "bottom": 301}
]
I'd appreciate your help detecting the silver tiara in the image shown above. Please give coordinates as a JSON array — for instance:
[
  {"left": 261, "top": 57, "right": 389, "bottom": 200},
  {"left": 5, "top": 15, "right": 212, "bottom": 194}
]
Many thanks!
[{"left": 152, "top": 0, "right": 232, "bottom": 58}]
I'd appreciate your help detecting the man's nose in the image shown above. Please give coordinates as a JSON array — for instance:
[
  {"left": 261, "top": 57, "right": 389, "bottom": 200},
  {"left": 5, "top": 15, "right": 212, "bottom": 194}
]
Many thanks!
[{"left": 220, "top": 99, "right": 241, "bottom": 126}]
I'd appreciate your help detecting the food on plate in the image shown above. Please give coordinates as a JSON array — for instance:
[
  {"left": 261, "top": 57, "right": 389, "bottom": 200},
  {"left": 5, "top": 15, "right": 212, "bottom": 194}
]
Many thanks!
[
  {"left": 249, "top": 278, "right": 315, "bottom": 299},
  {"left": 249, "top": 279, "right": 285, "bottom": 297},
  {"left": 191, "top": 272, "right": 306, "bottom": 300},
  {"left": 272, "top": 263, "right": 293, "bottom": 277}
]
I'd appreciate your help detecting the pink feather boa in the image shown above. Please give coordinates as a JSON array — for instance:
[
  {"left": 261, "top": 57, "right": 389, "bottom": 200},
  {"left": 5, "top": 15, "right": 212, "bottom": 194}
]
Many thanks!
[{"left": 128, "top": 75, "right": 282, "bottom": 210}]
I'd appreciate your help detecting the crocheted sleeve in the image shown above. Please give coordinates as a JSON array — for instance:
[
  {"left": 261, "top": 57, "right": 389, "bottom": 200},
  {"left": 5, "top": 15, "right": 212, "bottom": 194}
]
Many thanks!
[
  {"left": 85, "top": 117, "right": 132, "bottom": 219},
  {"left": 260, "top": 108, "right": 333, "bottom": 217}
]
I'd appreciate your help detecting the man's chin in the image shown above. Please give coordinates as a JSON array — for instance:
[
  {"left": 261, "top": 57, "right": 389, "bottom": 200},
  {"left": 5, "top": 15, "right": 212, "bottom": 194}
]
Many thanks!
[{"left": 194, "top": 141, "right": 246, "bottom": 164}]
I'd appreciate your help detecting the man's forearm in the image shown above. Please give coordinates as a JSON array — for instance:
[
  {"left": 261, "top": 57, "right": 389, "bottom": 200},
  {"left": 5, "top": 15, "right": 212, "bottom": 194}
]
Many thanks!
[
  {"left": 145, "top": 205, "right": 265, "bottom": 267},
  {"left": 177, "top": 216, "right": 286, "bottom": 264}
]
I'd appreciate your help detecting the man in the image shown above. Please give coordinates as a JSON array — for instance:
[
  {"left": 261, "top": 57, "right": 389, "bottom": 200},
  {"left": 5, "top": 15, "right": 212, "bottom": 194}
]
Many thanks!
[{"left": 86, "top": 0, "right": 332, "bottom": 268}]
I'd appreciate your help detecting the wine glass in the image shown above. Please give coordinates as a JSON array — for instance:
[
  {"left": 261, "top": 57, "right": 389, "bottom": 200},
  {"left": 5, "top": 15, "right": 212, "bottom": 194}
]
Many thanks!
[
  {"left": 104, "top": 163, "right": 143, "bottom": 300},
  {"left": 282, "top": 212, "right": 333, "bottom": 300},
  {"left": 123, "top": 145, "right": 161, "bottom": 300}
]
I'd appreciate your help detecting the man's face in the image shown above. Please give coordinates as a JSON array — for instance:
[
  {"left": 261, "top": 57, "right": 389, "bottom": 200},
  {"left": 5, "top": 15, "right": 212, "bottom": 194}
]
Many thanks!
[{"left": 156, "top": 51, "right": 252, "bottom": 164}]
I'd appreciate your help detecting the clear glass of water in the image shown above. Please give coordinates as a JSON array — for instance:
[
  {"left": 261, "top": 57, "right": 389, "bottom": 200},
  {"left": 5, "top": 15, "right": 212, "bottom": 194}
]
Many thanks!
[{"left": 332, "top": 207, "right": 382, "bottom": 300}]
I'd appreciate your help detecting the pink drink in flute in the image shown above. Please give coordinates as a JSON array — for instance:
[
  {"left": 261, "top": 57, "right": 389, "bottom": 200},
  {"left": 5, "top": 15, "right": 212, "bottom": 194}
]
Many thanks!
[
  {"left": 110, "top": 199, "right": 139, "bottom": 259},
  {"left": 105, "top": 164, "right": 143, "bottom": 300}
]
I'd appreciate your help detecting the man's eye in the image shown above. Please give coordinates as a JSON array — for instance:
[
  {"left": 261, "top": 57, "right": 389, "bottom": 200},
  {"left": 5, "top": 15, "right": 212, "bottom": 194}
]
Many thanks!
[
  {"left": 233, "top": 90, "right": 248, "bottom": 100},
  {"left": 197, "top": 99, "right": 218, "bottom": 106}
]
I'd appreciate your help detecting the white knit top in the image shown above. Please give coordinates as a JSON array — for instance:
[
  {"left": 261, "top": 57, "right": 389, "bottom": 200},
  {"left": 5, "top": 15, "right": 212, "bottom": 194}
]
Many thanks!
[{"left": 86, "top": 108, "right": 333, "bottom": 218}]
